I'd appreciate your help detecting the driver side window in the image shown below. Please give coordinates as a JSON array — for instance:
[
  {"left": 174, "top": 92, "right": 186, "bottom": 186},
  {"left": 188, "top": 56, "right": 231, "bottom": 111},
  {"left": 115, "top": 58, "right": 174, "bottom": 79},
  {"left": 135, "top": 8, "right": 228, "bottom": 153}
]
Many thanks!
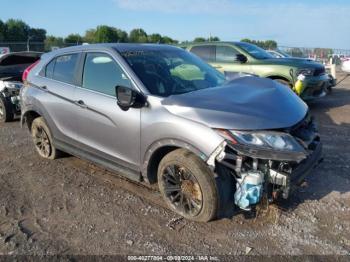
[
  {"left": 82, "top": 52, "right": 132, "bottom": 96},
  {"left": 216, "top": 46, "right": 240, "bottom": 63}
]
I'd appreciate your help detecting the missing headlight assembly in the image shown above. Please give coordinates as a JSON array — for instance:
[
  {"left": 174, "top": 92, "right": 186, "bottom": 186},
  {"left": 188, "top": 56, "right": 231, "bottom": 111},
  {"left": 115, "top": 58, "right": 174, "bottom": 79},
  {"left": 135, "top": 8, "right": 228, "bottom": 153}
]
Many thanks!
[{"left": 213, "top": 116, "right": 323, "bottom": 211}]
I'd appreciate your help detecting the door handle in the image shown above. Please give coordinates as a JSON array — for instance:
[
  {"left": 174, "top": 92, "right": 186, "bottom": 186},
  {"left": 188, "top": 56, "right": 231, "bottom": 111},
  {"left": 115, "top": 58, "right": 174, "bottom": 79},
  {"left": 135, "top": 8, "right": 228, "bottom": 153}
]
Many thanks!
[{"left": 75, "top": 100, "right": 88, "bottom": 109}]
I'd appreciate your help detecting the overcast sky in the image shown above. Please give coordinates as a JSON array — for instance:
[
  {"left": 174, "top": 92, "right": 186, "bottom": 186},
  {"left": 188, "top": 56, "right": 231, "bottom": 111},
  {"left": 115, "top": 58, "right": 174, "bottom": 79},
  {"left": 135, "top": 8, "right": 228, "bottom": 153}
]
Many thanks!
[{"left": 2, "top": 0, "right": 349, "bottom": 49}]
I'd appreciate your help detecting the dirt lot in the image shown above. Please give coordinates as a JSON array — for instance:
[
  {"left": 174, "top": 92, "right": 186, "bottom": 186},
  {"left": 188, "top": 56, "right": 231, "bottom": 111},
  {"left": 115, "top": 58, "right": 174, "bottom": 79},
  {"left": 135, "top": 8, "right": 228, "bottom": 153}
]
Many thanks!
[{"left": 0, "top": 73, "right": 350, "bottom": 257}]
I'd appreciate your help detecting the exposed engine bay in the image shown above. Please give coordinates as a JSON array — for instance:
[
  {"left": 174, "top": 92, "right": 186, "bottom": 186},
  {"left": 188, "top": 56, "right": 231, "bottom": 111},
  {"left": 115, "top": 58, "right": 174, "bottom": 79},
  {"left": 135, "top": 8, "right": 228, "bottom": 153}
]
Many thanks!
[{"left": 212, "top": 114, "right": 323, "bottom": 211}]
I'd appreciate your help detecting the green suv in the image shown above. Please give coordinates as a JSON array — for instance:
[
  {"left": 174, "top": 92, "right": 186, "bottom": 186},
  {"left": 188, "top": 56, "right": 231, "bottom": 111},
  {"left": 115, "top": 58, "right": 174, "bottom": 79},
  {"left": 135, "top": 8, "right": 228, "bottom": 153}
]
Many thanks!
[{"left": 182, "top": 42, "right": 329, "bottom": 100}]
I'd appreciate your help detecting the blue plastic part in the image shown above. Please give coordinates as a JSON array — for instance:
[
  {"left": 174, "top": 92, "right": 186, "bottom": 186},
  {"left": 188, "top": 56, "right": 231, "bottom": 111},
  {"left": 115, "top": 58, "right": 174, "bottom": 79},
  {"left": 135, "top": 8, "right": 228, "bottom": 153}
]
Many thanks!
[{"left": 234, "top": 182, "right": 263, "bottom": 210}]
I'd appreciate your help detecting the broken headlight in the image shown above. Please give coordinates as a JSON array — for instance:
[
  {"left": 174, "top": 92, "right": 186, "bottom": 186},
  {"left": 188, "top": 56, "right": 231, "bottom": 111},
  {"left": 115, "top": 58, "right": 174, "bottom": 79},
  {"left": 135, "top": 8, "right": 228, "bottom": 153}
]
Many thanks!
[
  {"left": 217, "top": 130, "right": 304, "bottom": 152},
  {"left": 231, "top": 131, "right": 304, "bottom": 152}
]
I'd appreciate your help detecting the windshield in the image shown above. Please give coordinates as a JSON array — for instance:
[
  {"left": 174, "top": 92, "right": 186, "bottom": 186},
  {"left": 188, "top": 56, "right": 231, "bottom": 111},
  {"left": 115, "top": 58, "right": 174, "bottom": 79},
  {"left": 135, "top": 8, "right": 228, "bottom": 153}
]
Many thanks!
[
  {"left": 236, "top": 42, "right": 274, "bottom": 60},
  {"left": 120, "top": 48, "right": 225, "bottom": 97}
]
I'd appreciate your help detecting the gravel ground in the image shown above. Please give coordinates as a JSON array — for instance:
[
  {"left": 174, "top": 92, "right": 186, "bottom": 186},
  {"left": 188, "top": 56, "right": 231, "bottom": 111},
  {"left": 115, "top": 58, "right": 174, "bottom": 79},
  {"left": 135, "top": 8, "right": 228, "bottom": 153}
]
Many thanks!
[{"left": 0, "top": 73, "right": 349, "bottom": 257}]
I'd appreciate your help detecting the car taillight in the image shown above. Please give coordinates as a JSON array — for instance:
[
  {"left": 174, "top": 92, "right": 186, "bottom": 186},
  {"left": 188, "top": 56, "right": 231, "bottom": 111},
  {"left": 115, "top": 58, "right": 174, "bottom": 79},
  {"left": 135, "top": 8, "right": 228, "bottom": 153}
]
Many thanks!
[{"left": 22, "top": 60, "right": 40, "bottom": 83}]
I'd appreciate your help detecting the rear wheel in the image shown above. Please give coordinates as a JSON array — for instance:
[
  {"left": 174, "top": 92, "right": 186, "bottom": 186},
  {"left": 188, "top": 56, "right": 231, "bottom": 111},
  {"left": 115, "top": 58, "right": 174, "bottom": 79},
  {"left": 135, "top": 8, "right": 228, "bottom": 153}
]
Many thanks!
[
  {"left": 158, "top": 149, "right": 218, "bottom": 222},
  {"left": 31, "top": 117, "right": 61, "bottom": 160},
  {"left": 0, "top": 94, "right": 14, "bottom": 123}
]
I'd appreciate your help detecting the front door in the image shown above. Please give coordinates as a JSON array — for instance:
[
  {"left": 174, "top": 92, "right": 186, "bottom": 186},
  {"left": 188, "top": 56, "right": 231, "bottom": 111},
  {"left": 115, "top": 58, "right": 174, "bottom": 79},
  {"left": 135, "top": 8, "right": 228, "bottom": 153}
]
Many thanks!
[
  {"left": 74, "top": 52, "right": 141, "bottom": 171},
  {"left": 211, "top": 45, "right": 252, "bottom": 74}
]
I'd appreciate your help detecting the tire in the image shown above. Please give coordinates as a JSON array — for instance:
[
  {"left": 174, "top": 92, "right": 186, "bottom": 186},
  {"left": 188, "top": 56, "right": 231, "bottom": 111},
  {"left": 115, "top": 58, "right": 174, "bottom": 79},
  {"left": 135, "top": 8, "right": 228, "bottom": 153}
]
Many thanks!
[
  {"left": 158, "top": 149, "right": 218, "bottom": 222},
  {"left": 0, "top": 94, "right": 14, "bottom": 123},
  {"left": 31, "top": 117, "right": 61, "bottom": 160}
]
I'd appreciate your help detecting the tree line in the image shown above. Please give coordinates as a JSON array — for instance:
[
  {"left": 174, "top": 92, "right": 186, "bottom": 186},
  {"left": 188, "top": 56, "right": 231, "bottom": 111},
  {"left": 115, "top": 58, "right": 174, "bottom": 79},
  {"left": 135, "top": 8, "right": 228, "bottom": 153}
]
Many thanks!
[
  {"left": 45, "top": 27, "right": 181, "bottom": 50},
  {"left": 0, "top": 19, "right": 46, "bottom": 42},
  {"left": 0, "top": 18, "right": 281, "bottom": 52}
]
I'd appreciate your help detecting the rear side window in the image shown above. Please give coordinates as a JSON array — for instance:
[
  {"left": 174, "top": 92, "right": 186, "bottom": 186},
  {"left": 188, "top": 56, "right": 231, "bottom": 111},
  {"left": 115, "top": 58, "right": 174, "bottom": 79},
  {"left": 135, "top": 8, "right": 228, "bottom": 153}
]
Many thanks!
[
  {"left": 45, "top": 54, "right": 79, "bottom": 85},
  {"left": 45, "top": 59, "right": 55, "bottom": 79},
  {"left": 82, "top": 53, "right": 131, "bottom": 96},
  {"left": 216, "top": 46, "right": 240, "bottom": 63},
  {"left": 190, "top": 45, "right": 215, "bottom": 62},
  {"left": 53, "top": 54, "right": 79, "bottom": 84}
]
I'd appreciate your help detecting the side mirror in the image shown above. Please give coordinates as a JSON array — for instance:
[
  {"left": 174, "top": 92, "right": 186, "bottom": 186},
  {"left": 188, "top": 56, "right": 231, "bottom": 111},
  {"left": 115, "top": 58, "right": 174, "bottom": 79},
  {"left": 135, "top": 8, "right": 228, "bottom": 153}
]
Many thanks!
[
  {"left": 236, "top": 54, "right": 248, "bottom": 63},
  {"left": 116, "top": 86, "right": 146, "bottom": 110}
]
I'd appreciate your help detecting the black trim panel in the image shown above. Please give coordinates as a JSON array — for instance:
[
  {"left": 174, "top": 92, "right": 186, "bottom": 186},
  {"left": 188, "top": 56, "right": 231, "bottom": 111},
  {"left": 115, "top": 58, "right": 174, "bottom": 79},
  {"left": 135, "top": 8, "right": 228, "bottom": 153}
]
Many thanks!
[{"left": 54, "top": 139, "right": 142, "bottom": 182}]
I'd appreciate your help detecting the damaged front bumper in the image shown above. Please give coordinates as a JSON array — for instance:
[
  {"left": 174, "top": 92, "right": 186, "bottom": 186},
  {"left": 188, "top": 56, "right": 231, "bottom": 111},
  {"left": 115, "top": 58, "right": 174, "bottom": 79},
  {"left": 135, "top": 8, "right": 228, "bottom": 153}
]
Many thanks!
[
  {"left": 209, "top": 117, "right": 323, "bottom": 210},
  {"left": 300, "top": 74, "right": 329, "bottom": 101},
  {"left": 267, "top": 139, "right": 322, "bottom": 199}
]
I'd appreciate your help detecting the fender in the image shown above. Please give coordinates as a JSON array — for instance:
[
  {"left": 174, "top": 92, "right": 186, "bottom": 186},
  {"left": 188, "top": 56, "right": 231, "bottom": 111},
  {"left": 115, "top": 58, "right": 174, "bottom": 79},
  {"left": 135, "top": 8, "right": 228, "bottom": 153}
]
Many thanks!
[{"left": 141, "top": 138, "right": 209, "bottom": 182}]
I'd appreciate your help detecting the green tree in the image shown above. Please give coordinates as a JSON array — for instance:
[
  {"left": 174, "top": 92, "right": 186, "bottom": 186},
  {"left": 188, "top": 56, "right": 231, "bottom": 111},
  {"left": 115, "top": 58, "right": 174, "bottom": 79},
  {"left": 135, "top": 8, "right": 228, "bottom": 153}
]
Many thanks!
[
  {"left": 115, "top": 28, "right": 128, "bottom": 43},
  {"left": 94, "top": 25, "right": 119, "bottom": 43},
  {"left": 28, "top": 28, "right": 46, "bottom": 42},
  {"left": 263, "top": 40, "right": 277, "bottom": 50},
  {"left": 148, "top": 33, "right": 162, "bottom": 43},
  {"left": 5, "top": 19, "right": 30, "bottom": 41},
  {"left": 162, "top": 36, "right": 178, "bottom": 44},
  {"left": 0, "top": 20, "right": 5, "bottom": 41},
  {"left": 44, "top": 35, "right": 64, "bottom": 50},
  {"left": 84, "top": 29, "right": 97, "bottom": 43},
  {"left": 129, "top": 28, "right": 148, "bottom": 43},
  {"left": 65, "top": 34, "right": 83, "bottom": 45},
  {"left": 208, "top": 36, "right": 220, "bottom": 42},
  {"left": 193, "top": 37, "right": 206, "bottom": 43},
  {"left": 83, "top": 26, "right": 128, "bottom": 43}
]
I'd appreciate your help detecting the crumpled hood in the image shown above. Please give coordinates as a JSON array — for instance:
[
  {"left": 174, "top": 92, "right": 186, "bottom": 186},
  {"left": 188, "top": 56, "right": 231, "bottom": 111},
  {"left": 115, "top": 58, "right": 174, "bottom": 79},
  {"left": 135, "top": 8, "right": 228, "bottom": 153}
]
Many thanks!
[{"left": 162, "top": 77, "right": 308, "bottom": 130}]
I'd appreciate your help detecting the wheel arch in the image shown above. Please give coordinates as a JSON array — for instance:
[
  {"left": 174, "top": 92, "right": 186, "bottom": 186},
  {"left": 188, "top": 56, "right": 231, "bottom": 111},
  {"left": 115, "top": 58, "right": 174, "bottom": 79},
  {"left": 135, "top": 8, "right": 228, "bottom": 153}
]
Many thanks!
[
  {"left": 21, "top": 108, "right": 42, "bottom": 130},
  {"left": 266, "top": 75, "right": 292, "bottom": 84},
  {"left": 142, "top": 139, "right": 208, "bottom": 184}
]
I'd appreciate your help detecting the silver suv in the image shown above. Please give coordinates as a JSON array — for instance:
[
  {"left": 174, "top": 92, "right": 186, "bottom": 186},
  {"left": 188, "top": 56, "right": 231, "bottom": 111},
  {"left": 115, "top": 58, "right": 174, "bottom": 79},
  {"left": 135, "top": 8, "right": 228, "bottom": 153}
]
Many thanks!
[{"left": 21, "top": 44, "right": 322, "bottom": 222}]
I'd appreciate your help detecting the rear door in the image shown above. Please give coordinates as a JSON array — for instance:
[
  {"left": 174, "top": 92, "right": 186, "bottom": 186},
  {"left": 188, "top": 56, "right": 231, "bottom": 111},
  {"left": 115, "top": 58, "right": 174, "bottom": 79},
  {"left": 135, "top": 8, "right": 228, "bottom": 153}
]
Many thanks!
[
  {"left": 74, "top": 51, "right": 141, "bottom": 171},
  {"left": 39, "top": 52, "right": 82, "bottom": 144}
]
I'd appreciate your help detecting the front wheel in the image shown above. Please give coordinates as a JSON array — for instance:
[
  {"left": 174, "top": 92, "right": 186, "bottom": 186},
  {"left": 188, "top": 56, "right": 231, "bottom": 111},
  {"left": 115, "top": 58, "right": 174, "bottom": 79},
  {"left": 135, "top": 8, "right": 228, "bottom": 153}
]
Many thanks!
[{"left": 158, "top": 149, "right": 218, "bottom": 222}]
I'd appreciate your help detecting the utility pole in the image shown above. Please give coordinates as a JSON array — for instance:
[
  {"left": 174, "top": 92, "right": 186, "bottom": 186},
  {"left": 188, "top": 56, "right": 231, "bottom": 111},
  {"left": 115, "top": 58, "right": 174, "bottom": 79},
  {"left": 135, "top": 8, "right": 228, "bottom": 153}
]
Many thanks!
[{"left": 27, "top": 35, "right": 33, "bottom": 51}]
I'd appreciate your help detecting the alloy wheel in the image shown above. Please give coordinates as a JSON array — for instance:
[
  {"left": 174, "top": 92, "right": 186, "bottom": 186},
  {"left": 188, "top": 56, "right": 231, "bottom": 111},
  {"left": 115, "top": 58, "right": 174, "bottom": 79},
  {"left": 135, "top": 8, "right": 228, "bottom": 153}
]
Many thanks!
[
  {"left": 32, "top": 125, "right": 51, "bottom": 158},
  {"left": 162, "top": 164, "right": 203, "bottom": 216}
]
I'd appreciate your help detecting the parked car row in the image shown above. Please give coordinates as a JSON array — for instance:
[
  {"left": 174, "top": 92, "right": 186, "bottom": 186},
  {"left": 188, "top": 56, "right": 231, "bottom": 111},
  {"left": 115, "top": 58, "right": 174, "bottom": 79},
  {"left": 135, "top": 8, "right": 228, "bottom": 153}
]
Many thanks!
[
  {"left": 11, "top": 43, "right": 323, "bottom": 222},
  {"left": 180, "top": 42, "right": 332, "bottom": 100}
]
